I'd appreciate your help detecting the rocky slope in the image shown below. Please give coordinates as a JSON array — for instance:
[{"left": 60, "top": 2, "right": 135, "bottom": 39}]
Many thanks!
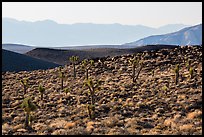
[{"left": 2, "top": 45, "right": 202, "bottom": 135}]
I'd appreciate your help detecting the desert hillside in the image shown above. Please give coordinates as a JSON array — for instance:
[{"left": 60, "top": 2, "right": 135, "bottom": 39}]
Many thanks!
[{"left": 2, "top": 45, "right": 202, "bottom": 135}]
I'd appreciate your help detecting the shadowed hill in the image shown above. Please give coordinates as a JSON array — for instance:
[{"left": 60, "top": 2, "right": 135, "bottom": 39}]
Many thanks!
[
  {"left": 2, "top": 49, "right": 60, "bottom": 72},
  {"left": 25, "top": 45, "right": 178, "bottom": 65},
  {"left": 2, "top": 43, "right": 36, "bottom": 54}
]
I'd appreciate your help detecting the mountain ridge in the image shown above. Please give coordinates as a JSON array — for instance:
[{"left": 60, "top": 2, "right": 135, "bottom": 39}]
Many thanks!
[
  {"left": 2, "top": 17, "right": 191, "bottom": 47},
  {"left": 124, "top": 24, "right": 202, "bottom": 47}
]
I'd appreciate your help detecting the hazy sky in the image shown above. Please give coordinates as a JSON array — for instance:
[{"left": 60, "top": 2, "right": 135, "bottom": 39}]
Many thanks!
[{"left": 2, "top": 2, "right": 202, "bottom": 28}]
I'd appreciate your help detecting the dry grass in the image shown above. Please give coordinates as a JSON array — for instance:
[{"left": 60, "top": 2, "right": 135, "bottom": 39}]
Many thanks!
[
  {"left": 164, "top": 118, "right": 174, "bottom": 127},
  {"left": 64, "top": 122, "right": 76, "bottom": 129},
  {"left": 179, "top": 124, "right": 194, "bottom": 131},
  {"left": 187, "top": 110, "right": 202, "bottom": 119}
]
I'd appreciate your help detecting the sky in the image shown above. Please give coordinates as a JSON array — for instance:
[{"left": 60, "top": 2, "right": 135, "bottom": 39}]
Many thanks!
[{"left": 2, "top": 2, "right": 202, "bottom": 28}]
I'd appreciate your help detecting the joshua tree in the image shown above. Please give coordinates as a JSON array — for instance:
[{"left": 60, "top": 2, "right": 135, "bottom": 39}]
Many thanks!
[
  {"left": 59, "top": 67, "right": 65, "bottom": 90},
  {"left": 81, "top": 59, "right": 95, "bottom": 79},
  {"left": 174, "top": 64, "right": 179, "bottom": 85},
  {"left": 64, "top": 87, "right": 71, "bottom": 95},
  {"left": 87, "top": 104, "right": 95, "bottom": 120},
  {"left": 38, "top": 84, "right": 45, "bottom": 101},
  {"left": 128, "top": 57, "right": 143, "bottom": 85},
  {"left": 151, "top": 70, "right": 154, "bottom": 77},
  {"left": 162, "top": 85, "right": 168, "bottom": 92},
  {"left": 84, "top": 78, "right": 101, "bottom": 119},
  {"left": 20, "top": 78, "right": 29, "bottom": 96},
  {"left": 186, "top": 59, "right": 191, "bottom": 71},
  {"left": 69, "top": 56, "right": 79, "bottom": 79},
  {"left": 21, "top": 97, "right": 37, "bottom": 129},
  {"left": 189, "top": 67, "right": 194, "bottom": 79}
]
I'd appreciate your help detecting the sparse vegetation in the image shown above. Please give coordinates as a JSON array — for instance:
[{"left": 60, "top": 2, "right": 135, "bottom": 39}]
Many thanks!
[
  {"left": 38, "top": 84, "right": 45, "bottom": 101},
  {"left": 20, "top": 78, "right": 29, "bottom": 96},
  {"left": 81, "top": 59, "right": 94, "bottom": 79},
  {"left": 2, "top": 45, "right": 202, "bottom": 135},
  {"left": 64, "top": 87, "right": 71, "bottom": 95},
  {"left": 162, "top": 85, "right": 168, "bottom": 92},
  {"left": 186, "top": 59, "right": 191, "bottom": 71},
  {"left": 189, "top": 67, "right": 194, "bottom": 79},
  {"left": 128, "top": 57, "right": 143, "bottom": 85},
  {"left": 151, "top": 70, "right": 154, "bottom": 77},
  {"left": 69, "top": 56, "right": 79, "bottom": 79},
  {"left": 20, "top": 97, "right": 37, "bottom": 129},
  {"left": 87, "top": 104, "right": 95, "bottom": 120},
  {"left": 84, "top": 78, "right": 101, "bottom": 119}
]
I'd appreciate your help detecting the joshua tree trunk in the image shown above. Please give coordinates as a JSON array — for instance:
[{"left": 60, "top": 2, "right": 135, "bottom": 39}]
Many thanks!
[
  {"left": 25, "top": 112, "right": 29, "bottom": 128},
  {"left": 91, "top": 95, "right": 94, "bottom": 106},
  {"left": 132, "top": 65, "right": 136, "bottom": 83},
  {"left": 61, "top": 78, "right": 63, "bottom": 90},
  {"left": 41, "top": 93, "right": 43, "bottom": 101},
  {"left": 24, "top": 86, "right": 26, "bottom": 95},
  {"left": 88, "top": 106, "right": 92, "bottom": 119},
  {"left": 86, "top": 68, "right": 89, "bottom": 80},
  {"left": 175, "top": 72, "right": 179, "bottom": 85},
  {"left": 190, "top": 73, "right": 193, "bottom": 79},
  {"left": 73, "top": 64, "right": 76, "bottom": 78},
  {"left": 16, "top": 90, "right": 18, "bottom": 97},
  {"left": 135, "top": 65, "right": 143, "bottom": 81}
]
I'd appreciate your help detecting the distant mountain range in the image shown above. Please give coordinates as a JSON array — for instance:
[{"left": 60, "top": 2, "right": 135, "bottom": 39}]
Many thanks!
[
  {"left": 124, "top": 24, "right": 202, "bottom": 47},
  {"left": 2, "top": 17, "right": 190, "bottom": 47}
]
